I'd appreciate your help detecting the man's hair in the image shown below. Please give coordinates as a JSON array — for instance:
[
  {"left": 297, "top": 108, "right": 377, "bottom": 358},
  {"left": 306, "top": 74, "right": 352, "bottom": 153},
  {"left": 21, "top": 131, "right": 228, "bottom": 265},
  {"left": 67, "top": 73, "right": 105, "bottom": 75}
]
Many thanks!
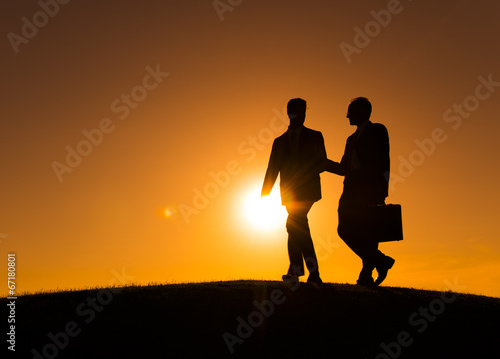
[
  {"left": 287, "top": 98, "right": 307, "bottom": 115},
  {"left": 349, "top": 97, "right": 372, "bottom": 118}
]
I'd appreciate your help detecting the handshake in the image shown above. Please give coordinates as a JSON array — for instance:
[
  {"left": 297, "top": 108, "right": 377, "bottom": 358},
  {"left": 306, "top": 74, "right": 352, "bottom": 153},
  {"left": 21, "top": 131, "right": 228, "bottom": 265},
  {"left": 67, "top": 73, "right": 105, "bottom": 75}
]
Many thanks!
[{"left": 318, "top": 157, "right": 343, "bottom": 175}]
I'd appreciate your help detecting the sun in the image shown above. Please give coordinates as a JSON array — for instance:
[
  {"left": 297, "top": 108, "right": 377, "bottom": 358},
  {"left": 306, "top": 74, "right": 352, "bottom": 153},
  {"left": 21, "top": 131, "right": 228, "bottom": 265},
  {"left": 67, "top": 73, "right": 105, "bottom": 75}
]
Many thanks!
[{"left": 241, "top": 185, "right": 287, "bottom": 231}]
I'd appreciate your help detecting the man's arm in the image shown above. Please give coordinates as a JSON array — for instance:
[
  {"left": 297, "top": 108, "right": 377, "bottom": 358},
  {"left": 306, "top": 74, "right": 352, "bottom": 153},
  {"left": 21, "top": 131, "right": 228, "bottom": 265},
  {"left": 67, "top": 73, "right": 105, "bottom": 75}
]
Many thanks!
[
  {"left": 365, "top": 124, "right": 389, "bottom": 176},
  {"left": 358, "top": 123, "right": 390, "bottom": 201},
  {"left": 323, "top": 159, "right": 344, "bottom": 175},
  {"left": 261, "top": 139, "right": 280, "bottom": 197},
  {"left": 315, "top": 132, "right": 327, "bottom": 159},
  {"left": 321, "top": 135, "right": 349, "bottom": 176},
  {"left": 310, "top": 131, "right": 344, "bottom": 176}
]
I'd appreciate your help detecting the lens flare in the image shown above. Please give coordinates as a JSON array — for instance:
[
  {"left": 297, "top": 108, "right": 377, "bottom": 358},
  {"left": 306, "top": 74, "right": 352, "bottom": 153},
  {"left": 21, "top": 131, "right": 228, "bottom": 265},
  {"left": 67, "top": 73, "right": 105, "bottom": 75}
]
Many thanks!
[{"left": 241, "top": 186, "right": 287, "bottom": 231}]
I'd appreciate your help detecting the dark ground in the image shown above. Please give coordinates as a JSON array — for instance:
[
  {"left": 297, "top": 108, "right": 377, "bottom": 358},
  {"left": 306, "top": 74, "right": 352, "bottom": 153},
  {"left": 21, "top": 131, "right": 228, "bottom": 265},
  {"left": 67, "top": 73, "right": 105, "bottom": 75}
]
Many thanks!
[{"left": 3, "top": 280, "right": 500, "bottom": 358}]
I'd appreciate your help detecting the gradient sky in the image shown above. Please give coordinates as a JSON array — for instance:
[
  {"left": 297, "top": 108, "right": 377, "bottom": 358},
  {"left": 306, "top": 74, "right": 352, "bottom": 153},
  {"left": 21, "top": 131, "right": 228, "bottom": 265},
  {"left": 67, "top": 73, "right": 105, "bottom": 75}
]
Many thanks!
[{"left": 1, "top": 0, "right": 499, "bottom": 297}]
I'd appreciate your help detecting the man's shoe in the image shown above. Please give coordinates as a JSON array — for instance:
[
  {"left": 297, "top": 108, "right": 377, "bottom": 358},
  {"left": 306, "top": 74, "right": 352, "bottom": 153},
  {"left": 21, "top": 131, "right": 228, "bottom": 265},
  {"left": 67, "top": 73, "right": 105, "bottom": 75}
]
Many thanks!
[
  {"left": 374, "top": 256, "right": 395, "bottom": 286},
  {"left": 282, "top": 274, "right": 299, "bottom": 284},
  {"left": 356, "top": 266, "right": 374, "bottom": 286},
  {"left": 307, "top": 274, "right": 323, "bottom": 284},
  {"left": 356, "top": 277, "right": 374, "bottom": 286}
]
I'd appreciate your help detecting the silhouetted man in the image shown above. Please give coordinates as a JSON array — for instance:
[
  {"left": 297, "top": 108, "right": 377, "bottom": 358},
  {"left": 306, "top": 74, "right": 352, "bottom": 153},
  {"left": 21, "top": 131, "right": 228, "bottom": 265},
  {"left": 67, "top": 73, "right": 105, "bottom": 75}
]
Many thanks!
[
  {"left": 324, "top": 97, "right": 395, "bottom": 286},
  {"left": 262, "top": 98, "right": 326, "bottom": 284}
]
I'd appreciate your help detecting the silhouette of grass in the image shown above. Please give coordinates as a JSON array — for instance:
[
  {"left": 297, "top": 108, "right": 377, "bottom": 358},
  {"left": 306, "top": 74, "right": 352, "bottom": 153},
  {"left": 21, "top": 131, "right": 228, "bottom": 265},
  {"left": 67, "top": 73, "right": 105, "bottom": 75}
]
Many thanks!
[{"left": 4, "top": 280, "right": 499, "bottom": 358}]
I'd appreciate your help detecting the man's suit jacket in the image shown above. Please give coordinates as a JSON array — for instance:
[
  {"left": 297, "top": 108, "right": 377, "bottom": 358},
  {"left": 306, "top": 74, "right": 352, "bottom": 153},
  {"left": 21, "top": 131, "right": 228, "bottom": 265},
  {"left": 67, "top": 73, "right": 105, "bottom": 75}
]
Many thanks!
[
  {"left": 262, "top": 126, "right": 327, "bottom": 205},
  {"left": 327, "top": 121, "right": 390, "bottom": 205}
]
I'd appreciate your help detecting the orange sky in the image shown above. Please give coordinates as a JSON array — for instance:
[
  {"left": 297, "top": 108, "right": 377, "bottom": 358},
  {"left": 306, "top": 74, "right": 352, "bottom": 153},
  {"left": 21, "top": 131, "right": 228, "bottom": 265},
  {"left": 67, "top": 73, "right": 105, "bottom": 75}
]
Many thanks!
[{"left": 1, "top": 0, "right": 500, "bottom": 297}]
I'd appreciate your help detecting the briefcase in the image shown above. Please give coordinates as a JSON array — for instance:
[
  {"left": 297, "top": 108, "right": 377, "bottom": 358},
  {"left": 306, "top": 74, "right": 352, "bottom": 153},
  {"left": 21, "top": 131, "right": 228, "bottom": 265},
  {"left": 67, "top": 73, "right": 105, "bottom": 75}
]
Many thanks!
[{"left": 363, "top": 204, "right": 403, "bottom": 242}]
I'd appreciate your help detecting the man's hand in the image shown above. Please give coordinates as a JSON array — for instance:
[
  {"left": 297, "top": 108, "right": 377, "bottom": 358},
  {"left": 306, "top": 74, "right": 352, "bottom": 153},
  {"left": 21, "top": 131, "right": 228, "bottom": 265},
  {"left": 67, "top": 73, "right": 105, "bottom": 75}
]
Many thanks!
[{"left": 321, "top": 158, "right": 343, "bottom": 175}]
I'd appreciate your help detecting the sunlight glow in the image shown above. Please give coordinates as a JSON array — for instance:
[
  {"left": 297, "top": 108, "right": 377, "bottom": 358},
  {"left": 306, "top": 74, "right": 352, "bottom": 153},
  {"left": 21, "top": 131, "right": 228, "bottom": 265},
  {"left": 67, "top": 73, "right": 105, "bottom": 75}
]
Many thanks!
[
  {"left": 158, "top": 206, "right": 178, "bottom": 219},
  {"left": 164, "top": 207, "right": 177, "bottom": 218},
  {"left": 242, "top": 186, "right": 287, "bottom": 231}
]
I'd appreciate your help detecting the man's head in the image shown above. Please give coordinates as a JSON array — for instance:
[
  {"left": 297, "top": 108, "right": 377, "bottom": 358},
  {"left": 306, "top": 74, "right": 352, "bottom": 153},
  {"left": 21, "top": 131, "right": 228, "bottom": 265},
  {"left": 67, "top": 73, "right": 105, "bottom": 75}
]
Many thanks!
[
  {"left": 347, "top": 97, "right": 372, "bottom": 126},
  {"left": 287, "top": 98, "right": 307, "bottom": 128}
]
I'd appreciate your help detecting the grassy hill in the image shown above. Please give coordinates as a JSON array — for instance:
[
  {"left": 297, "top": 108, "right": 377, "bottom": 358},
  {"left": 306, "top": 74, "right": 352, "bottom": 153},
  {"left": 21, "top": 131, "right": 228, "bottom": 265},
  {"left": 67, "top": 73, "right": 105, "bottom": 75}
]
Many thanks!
[{"left": 4, "top": 280, "right": 500, "bottom": 358}]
